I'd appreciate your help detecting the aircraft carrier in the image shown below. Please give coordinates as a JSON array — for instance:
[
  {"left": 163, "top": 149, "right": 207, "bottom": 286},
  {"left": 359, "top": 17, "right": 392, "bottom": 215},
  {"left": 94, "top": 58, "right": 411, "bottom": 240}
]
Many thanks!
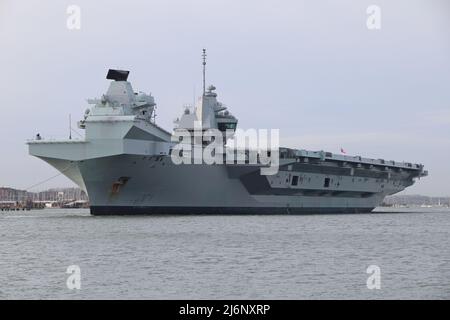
[{"left": 27, "top": 53, "right": 427, "bottom": 215}]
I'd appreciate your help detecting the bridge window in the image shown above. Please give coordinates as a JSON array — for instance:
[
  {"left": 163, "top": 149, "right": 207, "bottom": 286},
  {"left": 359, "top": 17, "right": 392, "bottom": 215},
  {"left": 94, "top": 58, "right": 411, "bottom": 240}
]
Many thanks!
[
  {"left": 291, "top": 176, "right": 299, "bottom": 186},
  {"left": 324, "top": 177, "right": 330, "bottom": 188},
  {"left": 218, "top": 123, "right": 237, "bottom": 131}
]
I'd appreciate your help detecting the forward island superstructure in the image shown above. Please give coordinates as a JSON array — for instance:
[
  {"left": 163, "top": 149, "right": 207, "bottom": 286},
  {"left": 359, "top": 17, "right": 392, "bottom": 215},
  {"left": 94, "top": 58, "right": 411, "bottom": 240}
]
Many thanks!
[{"left": 28, "top": 55, "right": 427, "bottom": 215}]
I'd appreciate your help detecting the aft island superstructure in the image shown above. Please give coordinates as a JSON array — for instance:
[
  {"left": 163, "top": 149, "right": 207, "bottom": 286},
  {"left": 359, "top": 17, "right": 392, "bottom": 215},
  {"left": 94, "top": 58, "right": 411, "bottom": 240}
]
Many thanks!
[{"left": 28, "top": 55, "right": 427, "bottom": 215}]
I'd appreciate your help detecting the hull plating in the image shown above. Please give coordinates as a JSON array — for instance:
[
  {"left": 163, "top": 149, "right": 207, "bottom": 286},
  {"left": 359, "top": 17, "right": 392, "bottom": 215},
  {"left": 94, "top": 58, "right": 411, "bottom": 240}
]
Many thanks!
[{"left": 75, "top": 154, "right": 391, "bottom": 215}]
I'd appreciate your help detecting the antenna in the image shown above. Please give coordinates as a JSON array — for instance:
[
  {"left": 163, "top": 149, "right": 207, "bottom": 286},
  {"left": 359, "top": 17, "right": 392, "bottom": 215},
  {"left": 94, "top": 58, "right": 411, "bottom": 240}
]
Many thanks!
[
  {"left": 202, "top": 48, "right": 207, "bottom": 95},
  {"left": 69, "top": 114, "right": 72, "bottom": 140}
]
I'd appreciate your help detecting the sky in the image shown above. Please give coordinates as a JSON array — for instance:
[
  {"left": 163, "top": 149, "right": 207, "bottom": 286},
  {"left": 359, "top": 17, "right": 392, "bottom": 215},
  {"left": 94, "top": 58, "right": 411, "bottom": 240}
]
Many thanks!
[{"left": 0, "top": 0, "right": 449, "bottom": 196}]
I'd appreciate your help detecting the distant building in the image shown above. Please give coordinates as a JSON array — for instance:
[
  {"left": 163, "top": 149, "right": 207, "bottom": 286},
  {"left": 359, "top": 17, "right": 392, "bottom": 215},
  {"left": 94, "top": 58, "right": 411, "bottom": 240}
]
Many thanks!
[
  {"left": 384, "top": 195, "right": 450, "bottom": 207},
  {"left": 0, "top": 187, "right": 89, "bottom": 202}
]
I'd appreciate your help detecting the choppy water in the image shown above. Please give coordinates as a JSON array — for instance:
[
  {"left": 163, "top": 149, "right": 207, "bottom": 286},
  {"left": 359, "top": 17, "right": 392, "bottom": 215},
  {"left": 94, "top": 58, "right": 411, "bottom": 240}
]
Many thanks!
[{"left": 1, "top": 207, "right": 449, "bottom": 299}]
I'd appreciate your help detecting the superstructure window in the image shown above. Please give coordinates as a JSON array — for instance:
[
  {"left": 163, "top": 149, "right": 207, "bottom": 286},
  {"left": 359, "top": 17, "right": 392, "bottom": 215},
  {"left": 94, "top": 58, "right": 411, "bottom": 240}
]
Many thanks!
[
  {"left": 324, "top": 177, "right": 330, "bottom": 188},
  {"left": 218, "top": 123, "right": 237, "bottom": 131},
  {"left": 291, "top": 176, "right": 299, "bottom": 186}
]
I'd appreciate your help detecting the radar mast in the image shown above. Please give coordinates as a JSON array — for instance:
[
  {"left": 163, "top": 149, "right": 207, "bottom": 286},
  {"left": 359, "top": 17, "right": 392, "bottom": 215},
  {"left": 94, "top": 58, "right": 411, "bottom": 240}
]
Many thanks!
[{"left": 202, "top": 49, "right": 207, "bottom": 96}]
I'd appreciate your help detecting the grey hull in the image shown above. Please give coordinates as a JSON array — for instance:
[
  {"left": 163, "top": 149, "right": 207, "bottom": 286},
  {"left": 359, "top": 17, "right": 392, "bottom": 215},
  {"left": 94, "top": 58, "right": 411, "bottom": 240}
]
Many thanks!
[
  {"left": 76, "top": 154, "right": 386, "bottom": 212},
  {"left": 31, "top": 152, "right": 421, "bottom": 215},
  {"left": 27, "top": 150, "right": 423, "bottom": 215}
]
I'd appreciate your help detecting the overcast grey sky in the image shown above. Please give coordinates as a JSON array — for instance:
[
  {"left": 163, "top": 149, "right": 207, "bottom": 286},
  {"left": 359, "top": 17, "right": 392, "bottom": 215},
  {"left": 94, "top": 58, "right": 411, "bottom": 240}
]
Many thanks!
[{"left": 0, "top": 0, "right": 449, "bottom": 196}]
